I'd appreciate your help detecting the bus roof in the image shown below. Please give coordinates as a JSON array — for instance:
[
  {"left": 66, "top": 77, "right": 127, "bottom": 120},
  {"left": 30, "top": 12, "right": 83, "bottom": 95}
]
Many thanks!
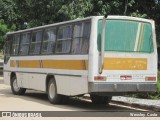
[{"left": 7, "top": 15, "right": 153, "bottom": 35}]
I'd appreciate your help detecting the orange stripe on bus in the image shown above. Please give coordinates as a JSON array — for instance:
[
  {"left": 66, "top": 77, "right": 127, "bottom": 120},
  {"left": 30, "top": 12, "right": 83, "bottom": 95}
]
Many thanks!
[
  {"left": 104, "top": 58, "right": 147, "bottom": 70},
  {"left": 11, "top": 60, "right": 88, "bottom": 70},
  {"left": 10, "top": 60, "right": 15, "bottom": 67},
  {"left": 18, "top": 60, "right": 40, "bottom": 68},
  {"left": 42, "top": 60, "right": 88, "bottom": 70}
]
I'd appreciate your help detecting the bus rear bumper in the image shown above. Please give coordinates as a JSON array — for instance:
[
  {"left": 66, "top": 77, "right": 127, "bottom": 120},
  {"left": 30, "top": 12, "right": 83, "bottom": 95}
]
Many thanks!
[{"left": 88, "top": 82, "right": 157, "bottom": 93}]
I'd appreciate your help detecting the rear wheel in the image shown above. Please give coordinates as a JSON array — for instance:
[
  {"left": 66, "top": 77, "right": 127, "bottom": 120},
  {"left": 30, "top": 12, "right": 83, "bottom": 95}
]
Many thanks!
[
  {"left": 47, "top": 78, "right": 63, "bottom": 104},
  {"left": 11, "top": 76, "right": 26, "bottom": 95},
  {"left": 90, "top": 94, "right": 112, "bottom": 104}
]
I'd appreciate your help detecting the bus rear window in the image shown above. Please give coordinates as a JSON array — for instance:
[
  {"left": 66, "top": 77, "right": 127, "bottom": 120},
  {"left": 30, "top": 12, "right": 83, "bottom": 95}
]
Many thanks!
[{"left": 98, "top": 19, "right": 154, "bottom": 53}]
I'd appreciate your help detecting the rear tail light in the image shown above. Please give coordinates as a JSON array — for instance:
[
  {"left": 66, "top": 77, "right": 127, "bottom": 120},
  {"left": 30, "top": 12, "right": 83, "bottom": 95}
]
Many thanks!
[
  {"left": 120, "top": 75, "right": 132, "bottom": 80},
  {"left": 94, "top": 76, "right": 106, "bottom": 81},
  {"left": 145, "top": 77, "right": 156, "bottom": 81}
]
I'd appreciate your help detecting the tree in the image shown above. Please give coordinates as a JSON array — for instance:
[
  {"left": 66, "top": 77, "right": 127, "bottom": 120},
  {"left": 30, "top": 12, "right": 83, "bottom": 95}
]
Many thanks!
[
  {"left": 0, "top": 0, "right": 18, "bottom": 28},
  {"left": 0, "top": 20, "right": 9, "bottom": 50}
]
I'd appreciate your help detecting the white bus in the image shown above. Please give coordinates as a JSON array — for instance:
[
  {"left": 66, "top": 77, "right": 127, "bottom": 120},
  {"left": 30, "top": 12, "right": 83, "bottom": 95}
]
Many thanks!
[{"left": 4, "top": 16, "right": 157, "bottom": 104}]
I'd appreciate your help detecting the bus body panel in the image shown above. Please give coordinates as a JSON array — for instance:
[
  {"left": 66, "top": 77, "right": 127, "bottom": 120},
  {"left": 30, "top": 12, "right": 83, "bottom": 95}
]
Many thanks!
[
  {"left": 3, "top": 71, "right": 10, "bottom": 85},
  {"left": 4, "top": 54, "right": 89, "bottom": 95},
  {"left": 55, "top": 75, "right": 88, "bottom": 95}
]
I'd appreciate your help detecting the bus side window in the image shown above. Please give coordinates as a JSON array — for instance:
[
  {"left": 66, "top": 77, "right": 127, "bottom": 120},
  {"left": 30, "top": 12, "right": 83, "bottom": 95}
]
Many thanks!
[
  {"left": 72, "top": 23, "right": 83, "bottom": 54},
  {"left": 56, "top": 25, "right": 72, "bottom": 53},
  {"left": 42, "top": 28, "right": 56, "bottom": 54},
  {"left": 71, "top": 22, "right": 91, "bottom": 54},
  {"left": 29, "top": 30, "right": 42, "bottom": 55},
  {"left": 81, "top": 22, "right": 91, "bottom": 54},
  {"left": 19, "top": 32, "right": 31, "bottom": 55},
  {"left": 11, "top": 34, "right": 20, "bottom": 56}
]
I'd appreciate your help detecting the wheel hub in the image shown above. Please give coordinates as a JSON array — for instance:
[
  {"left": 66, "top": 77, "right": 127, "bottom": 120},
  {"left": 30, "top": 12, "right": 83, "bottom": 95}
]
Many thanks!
[
  {"left": 13, "top": 79, "right": 20, "bottom": 92},
  {"left": 49, "top": 83, "right": 56, "bottom": 99}
]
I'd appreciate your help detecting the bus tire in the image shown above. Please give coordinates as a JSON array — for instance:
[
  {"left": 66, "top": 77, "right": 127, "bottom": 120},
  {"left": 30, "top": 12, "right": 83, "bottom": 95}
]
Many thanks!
[
  {"left": 90, "top": 94, "right": 112, "bottom": 104},
  {"left": 47, "top": 78, "right": 62, "bottom": 104},
  {"left": 11, "top": 76, "right": 26, "bottom": 95}
]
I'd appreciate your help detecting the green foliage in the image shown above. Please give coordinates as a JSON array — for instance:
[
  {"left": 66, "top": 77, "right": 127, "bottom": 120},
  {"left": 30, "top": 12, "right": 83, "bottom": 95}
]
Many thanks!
[
  {"left": 0, "top": 20, "right": 9, "bottom": 50},
  {"left": 0, "top": 0, "right": 19, "bottom": 28},
  {"left": 58, "top": 0, "right": 93, "bottom": 20},
  {"left": 130, "top": 10, "right": 147, "bottom": 18}
]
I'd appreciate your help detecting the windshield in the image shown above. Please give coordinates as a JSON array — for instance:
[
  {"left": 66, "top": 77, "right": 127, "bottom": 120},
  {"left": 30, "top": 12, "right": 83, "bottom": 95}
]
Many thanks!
[{"left": 98, "top": 19, "right": 154, "bottom": 53}]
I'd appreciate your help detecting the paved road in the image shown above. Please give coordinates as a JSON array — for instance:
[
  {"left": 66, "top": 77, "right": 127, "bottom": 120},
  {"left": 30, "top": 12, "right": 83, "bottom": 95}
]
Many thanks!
[
  {"left": 3, "top": 78, "right": 160, "bottom": 120},
  {"left": 0, "top": 78, "right": 148, "bottom": 112}
]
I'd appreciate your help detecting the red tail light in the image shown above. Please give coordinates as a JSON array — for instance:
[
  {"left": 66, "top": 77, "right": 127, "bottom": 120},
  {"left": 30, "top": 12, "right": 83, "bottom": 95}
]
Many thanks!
[
  {"left": 94, "top": 76, "right": 106, "bottom": 81},
  {"left": 145, "top": 77, "right": 156, "bottom": 81}
]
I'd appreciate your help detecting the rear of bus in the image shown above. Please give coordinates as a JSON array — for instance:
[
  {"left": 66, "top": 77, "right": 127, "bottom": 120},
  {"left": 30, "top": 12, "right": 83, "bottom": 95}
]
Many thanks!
[{"left": 88, "top": 16, "right": 157, "bottom": 103}]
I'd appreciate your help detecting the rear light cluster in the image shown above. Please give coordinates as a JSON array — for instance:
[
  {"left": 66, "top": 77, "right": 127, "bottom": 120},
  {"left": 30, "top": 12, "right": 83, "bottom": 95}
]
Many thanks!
[
  {"left": 145, "top": 77, "right": 156, "bottom": 81},
  {"left": 94, "top": 75, "right": 156, "bottom": 81},
  {"left": 120, "top": 75, "right": 132, "bottom": 80},
  {"left": 94, "top": 76, "right": 106, "bottom": 81}
]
